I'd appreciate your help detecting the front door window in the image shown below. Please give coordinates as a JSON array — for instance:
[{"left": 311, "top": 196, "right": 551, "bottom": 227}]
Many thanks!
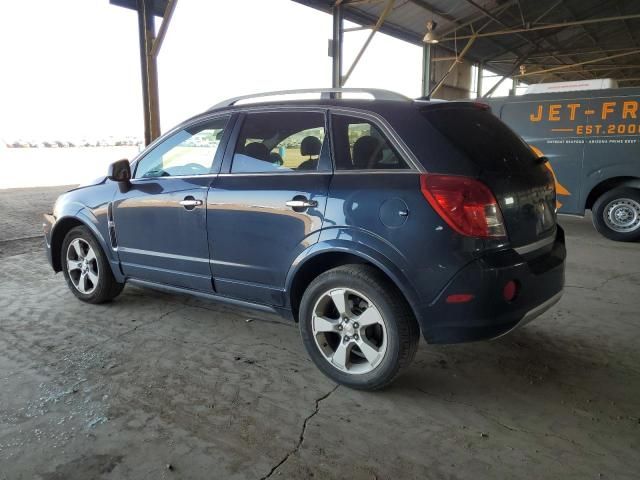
[{"left": 134, "top": 117, "right": 229, "bottom": 178}]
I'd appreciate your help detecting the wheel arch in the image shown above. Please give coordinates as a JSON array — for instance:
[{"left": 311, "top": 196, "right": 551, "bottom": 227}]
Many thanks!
[
  {"left": 50, "top": 212, "right": 118, "bottom": 280},
  {"left": 585, "top": 176, "right": 640, "bottom": 210},
  {"left": 50, "top": 217, "right": 87, "bottom": 272},
  {"left": 286, "top": 246, "right": 421, "bottom": 328}
]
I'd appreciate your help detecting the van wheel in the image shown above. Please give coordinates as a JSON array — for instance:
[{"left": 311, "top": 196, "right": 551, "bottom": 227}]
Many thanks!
[
  {"left": 298, "top": 265, "right": 420, "bottom": 390},
  {"left": 592, "top": 188, "right": 640, "bottom": 242},
  {"left": 61, "top": 226, "right": 124, "bottom": 303}
]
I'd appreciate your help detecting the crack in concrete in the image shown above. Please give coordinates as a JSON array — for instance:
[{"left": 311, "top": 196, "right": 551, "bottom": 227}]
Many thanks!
[
  {"left": 259, "top": 384, "right": 339, "bottom": 480},
  {"left": 566, "top": 271, "right": 640, "bottom": 293},
  {"left": 415, "top": 387, "right": 607, "bottom": 458}
]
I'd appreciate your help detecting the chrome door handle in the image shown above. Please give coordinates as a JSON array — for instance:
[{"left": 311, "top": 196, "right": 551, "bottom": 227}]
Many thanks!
[
  {"left": 286, "top": 199, "right": 317, "bottom": 208},
  {"left": 179, "top": 199, "right": 203, "bottom": 207}
]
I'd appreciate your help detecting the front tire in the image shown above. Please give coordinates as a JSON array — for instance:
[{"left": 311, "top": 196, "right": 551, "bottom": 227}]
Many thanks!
[
  {"left": 61, "top": 226, "right": 124, "bottom": 303},
  {"left": 592, "top": 188, "right": 640, "bottom": 242},
  {"left": 299, "top": 265, "right": 420, "bottom": 390}
]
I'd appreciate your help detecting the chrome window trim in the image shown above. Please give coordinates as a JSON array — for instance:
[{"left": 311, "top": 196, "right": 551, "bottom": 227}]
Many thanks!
[
  {"left": 332, "top": 170, "right": 419, "bottom": 175},
  {"left": 129, "top": 173, "right": 219, "bottom": 183},
  {"left": 217, "top": 171, "right": 331, "bottom": 178}
]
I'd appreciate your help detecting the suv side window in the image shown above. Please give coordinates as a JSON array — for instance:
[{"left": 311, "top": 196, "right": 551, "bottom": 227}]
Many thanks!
[
  {"left": 331, "top": 114, "right": 409, "bottom": 170},
  {"left": 134, "top": 117, "right": 229, "bottom": 179},
  {"left": 231, "top": 111, "right": 327, "bottom": 173}
]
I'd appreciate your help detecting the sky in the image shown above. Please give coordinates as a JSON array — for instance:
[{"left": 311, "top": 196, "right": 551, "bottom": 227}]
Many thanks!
[
  {"left": 0, "top": 0, "right": 520, "bottom": 143},
  {"left": 0, "top": 0, "right": 429, "bottom": 141}
]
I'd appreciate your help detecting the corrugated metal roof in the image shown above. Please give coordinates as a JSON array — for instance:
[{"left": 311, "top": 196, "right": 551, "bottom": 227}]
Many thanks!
[
  {"left": 110, "top": 0, "right": 168, "bottom": 18},
  {"left": 293, "top": 0, "right": 640, "bottom": 87}
]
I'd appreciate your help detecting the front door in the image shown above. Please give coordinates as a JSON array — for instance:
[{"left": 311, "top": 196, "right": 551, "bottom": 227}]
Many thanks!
[
  {"left": 113, "top": 116, "right": 231, "bottom": 291},
  {"left": 207, "top": 110, "right": 331, "bottom": 306}
]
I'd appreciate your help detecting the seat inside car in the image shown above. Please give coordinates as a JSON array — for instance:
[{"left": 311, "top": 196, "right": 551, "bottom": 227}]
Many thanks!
[
  {"left": 244, "top": 142, "right": 270, "bottom": 161},
  {"left": 352, "top": 135, "right": 382, "bottom": 169},
  {"left": 298, "top": 136, "right": 321, "bottom": 170}
]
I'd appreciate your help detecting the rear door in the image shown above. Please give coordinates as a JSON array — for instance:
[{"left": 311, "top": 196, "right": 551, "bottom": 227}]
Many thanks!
[
  {"left": 207, "top": 109, "right": 331, "bottom": 306},
  {"left": 423, "top": 104, "right": 557, "bottom": 249}
]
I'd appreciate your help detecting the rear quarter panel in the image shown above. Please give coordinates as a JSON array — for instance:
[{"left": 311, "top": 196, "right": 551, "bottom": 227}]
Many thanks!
[{"left": 323, "top": 172, "right": 483, "bottom": 308}]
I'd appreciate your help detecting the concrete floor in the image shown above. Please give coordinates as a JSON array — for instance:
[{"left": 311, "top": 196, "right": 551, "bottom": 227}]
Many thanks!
[{"left": 0, "top": 186, "right": 638, "bottom": 480}]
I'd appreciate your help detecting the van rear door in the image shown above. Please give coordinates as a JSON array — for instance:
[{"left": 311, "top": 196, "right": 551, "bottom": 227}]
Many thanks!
[{"left": 423, "top": 104, "right": 557, "bottom": 250}]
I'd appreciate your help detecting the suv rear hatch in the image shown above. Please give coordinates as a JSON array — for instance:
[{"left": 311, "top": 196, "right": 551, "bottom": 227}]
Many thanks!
[{"left": 422, "top": 103, "right": 557, "bottom": 250}]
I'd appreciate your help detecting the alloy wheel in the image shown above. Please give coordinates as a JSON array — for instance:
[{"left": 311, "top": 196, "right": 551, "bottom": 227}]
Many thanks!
[
  {"left": 311, "top": 287, "right": 388, "bottom": 374},
  {"left": 66, "top": 238, "right": 99, "bottom": 294}
]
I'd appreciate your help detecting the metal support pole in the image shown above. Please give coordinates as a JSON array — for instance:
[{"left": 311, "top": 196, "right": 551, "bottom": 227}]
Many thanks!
[
  {"left": 422, "top": 44, "right": 431, "bottom": 97},
  {"left": 331, "top": 4, "right": 343, "bottom": 89},
  {"left": 476, "top": 62, "right": 483, "bottom": 98},
  {"left": 429, "top": 34, "right": 477, "bottom": 98},
  {"left": 510, "top": 78, "right": 518, "bottom": 96},
  {"left": 137, "top": 0, "right": 161, "bottom": 145}
]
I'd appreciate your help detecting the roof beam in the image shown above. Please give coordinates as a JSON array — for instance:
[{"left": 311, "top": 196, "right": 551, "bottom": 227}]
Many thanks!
[
  {"left": 150, "top": 0, "right": 178, "bottom": 57},
  {"left": 342, "top": 0, "right": 395, "bottom": 85},
  {"left": 516, "top": 49, "right": 640, "bottom": 78},
  {"left": 440, "top": 13, "right": 640, "bottom": 41}
]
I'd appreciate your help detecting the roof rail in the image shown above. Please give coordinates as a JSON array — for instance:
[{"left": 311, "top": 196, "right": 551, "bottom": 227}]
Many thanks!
[{"left": 208, "top": 88, "right": 410, "bottom": 110}]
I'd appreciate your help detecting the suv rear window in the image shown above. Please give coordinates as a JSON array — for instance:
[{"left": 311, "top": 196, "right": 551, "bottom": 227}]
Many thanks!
[{"left": 423, "top": 106, "right": 537, "bottom": 173}]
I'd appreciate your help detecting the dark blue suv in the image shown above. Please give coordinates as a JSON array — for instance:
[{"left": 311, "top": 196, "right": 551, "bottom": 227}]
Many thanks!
[{"left": 44, "top": 89, "right": 566, "bottom": 390}]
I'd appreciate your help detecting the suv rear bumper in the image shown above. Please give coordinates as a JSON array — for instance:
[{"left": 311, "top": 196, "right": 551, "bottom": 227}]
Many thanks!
[{"left": 420, "top": 226, "right": 566, "bottom": 344}]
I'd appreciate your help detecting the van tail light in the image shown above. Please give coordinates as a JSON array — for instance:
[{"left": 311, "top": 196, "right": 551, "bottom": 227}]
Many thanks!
[{"left": 420, "top": 174, "right": 507, "bottom": 239}]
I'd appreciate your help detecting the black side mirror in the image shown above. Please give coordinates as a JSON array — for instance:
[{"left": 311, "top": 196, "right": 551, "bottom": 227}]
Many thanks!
[{"left": 107, "top": 159, "right": 131, "bottom": 183}]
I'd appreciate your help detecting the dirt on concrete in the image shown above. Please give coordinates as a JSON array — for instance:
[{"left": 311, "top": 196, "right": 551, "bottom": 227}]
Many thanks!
[{"left": 0, "top": 187, "right": 638, "bottom": 479}]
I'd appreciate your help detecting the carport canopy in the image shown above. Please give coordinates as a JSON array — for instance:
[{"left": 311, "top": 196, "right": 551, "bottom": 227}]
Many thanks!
[
  {"left": 112, "top": 0, "right": 640, "bottom": 144},
  {"left": 295, "top": 0, "right": 640, "bottom": 96}
]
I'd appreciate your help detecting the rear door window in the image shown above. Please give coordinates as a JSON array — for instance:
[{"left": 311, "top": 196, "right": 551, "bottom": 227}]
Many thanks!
[
  {"left": 230, "top": 111, "right": 327, "bottom": 173},
  {"left": 331, "top": 114, "right": 409, "bottom": 170}
]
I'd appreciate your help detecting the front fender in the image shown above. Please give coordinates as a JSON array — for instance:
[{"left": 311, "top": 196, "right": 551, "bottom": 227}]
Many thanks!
[{"left": 48, "top": 204, "right": 123, "bottom": 282}]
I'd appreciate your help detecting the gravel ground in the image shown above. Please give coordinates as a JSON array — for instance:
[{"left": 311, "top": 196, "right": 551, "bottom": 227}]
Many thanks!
[{"left": 0, "top": 187, "right": 638, "bottom": 479}]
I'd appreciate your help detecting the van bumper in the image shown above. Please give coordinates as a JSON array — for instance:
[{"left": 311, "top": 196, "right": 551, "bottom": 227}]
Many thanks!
[{"left": 420, "top": 226, "right": 566, "bottom": 344}]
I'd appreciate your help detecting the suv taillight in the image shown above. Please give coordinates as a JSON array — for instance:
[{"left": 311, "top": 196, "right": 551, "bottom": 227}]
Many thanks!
[{"left": 420, "top": 174, "right": 507, "bottom": 239}]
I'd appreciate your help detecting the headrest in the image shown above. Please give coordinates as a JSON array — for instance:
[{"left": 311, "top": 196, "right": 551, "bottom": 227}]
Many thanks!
[
  {"left": 352, "top": 136, "right": 382, "bottom": 169},
  {"left": 244, "top": 142, "right": 269, "bottom": 161},
  {"left": 300, "top": 136, "right": 322, "bottom": 157}
]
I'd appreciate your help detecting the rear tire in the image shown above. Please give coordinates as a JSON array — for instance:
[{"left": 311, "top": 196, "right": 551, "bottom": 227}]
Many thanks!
[
  {"left": 61, "top": 226, "right": 124, "bottom": 303},
  {"left": 592, "top": 188, "right": 640, "bottom": 242},
  {"left": 299, "top": 265, "right": 420, "bottom": 390}
]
